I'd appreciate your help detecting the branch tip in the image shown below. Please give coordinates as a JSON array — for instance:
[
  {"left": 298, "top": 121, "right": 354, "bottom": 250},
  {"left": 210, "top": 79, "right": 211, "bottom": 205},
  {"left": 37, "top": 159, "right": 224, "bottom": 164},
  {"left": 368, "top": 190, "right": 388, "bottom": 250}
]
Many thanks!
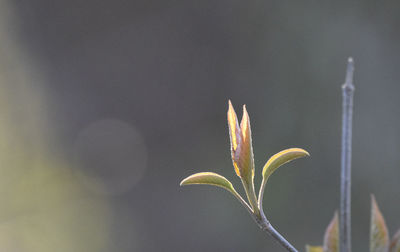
[{"left": 343, "top": 57, "right": 355, "bottom": 90}]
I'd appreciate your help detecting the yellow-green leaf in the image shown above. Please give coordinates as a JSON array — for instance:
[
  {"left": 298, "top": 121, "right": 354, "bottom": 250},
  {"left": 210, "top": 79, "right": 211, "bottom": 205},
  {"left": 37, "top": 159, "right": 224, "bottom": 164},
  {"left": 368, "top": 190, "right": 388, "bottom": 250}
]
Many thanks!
[
  {"left": 227, "top": 100, "right": 242, "bottom": 177},
  {"left": 262, "top": 148, "right": 309, "bottom": 181},
  {"left": 238, "top": 104, "right": 255, "bottom": 182},
  {"left": 226, "top": 101, "right": 259, "bottom": 214},
  {"left": 306, "top": 245, "right": 323, "bottom": 252},
  {"left": 227, "top": 101, "right": 255, "bottom": 183},
  {"left": 180, "top": 172, "right": 235, "bottom": 193},
  {"left": 323, "top": 211, "right": 339, "bottom": 252},
  {"left": 370, "top": 195, "right": 389, "bottom": 252},
  {"left": 390, "top": 229, "right": 400, "bottom": 252}
]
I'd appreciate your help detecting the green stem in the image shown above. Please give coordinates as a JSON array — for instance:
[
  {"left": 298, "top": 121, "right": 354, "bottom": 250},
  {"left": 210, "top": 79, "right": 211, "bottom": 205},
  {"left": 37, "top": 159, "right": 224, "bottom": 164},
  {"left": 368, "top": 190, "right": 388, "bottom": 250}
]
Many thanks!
[
  {"left": 231, "top": 188, "right": 254, "bottom": 215},
  {"left": 257, "top": 177, "right": 268, "bottom": 217},
  {"left": 242, "top": 178, "right": 260, "bottom": 216}
]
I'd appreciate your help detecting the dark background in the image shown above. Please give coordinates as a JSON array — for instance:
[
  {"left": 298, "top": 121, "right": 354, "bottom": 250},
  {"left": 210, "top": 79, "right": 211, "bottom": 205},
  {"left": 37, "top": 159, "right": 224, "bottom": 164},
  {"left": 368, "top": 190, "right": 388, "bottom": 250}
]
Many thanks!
[{"left": 1, "top": 0, "right": 400, "bottom": 251}]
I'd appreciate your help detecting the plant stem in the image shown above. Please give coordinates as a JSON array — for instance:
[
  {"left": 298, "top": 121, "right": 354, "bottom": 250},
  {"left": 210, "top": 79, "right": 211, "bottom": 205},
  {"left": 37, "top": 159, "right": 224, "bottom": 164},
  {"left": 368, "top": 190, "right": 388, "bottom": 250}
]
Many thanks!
[
  {"left": 340, "top": 57, "right": 355, "bottom": 252},
  {"left": 232, "top": 185, "right": 297, "bottom": 251},
  {"left": 233, "top": 184, "right": 297, "bottom": 251},
  {"left": 257, "top": 177, "right": 268, "bottom": 217},
  {"left": 254, "top": 213, "right": 298, "bottom": 252},
  {"left": 231, "top": 189, "right": 254, "bottom": 215},
  {"left": 242, "top": 179, "right": 260, "bottom": 216}
]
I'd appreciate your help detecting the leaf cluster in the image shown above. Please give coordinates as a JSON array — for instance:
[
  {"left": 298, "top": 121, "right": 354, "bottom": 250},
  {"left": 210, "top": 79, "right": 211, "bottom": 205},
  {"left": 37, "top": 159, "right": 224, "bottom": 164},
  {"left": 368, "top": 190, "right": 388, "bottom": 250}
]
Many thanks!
[{"left": 180, "top": 101, "right": 308, "bottom": 242}]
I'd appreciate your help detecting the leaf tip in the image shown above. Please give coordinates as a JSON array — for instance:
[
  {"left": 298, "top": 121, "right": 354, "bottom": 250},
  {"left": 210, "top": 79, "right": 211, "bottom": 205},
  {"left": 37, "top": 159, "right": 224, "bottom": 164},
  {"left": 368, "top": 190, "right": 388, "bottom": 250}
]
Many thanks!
[
  {"left": 323, "top": 211, "right": 339, "bottom": 252},
  {"left": 180, "top": 175, "right": 195, "bottom": 186},
  {"left": 291, "top": 147, "right": 310, "bottom": 157},
  {"left": 390, "top": 229, "right": 400, "bottom": 252},
  {"left": 370, "top": 194, "right": 389, "bottom": 252},
  {"left": 179, "top": 178, "right": 186, "bottom": 186}
]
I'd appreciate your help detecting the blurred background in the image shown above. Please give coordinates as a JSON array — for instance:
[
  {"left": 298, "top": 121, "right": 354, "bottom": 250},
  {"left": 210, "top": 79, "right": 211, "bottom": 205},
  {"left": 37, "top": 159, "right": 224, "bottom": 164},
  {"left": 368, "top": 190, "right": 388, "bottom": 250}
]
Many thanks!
[{"left": 1, "top": 0, "right": 400, "bottom": 251}]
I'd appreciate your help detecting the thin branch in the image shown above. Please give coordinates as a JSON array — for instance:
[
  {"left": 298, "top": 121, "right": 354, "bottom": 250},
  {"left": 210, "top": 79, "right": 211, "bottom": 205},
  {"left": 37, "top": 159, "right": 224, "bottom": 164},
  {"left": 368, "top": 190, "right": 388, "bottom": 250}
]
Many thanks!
[
  {"left": 234, "top": 187, "right": 297, "bottom": 252},
  {"left": 340, "top": 57, "right": 355, "bottom": 252},
  {"left": 253, "top": 213, "right": 298, "bottom": 252},
  {"left": 237, "top": 184, "right": 298, "bottom": 251}
]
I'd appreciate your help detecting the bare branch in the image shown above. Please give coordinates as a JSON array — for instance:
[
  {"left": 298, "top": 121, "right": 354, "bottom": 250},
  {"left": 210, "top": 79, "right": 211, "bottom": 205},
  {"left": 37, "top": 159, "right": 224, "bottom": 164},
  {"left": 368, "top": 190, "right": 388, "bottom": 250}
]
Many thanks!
[{"left": 340, "top": 57, "right": 355, "bottom": 252}]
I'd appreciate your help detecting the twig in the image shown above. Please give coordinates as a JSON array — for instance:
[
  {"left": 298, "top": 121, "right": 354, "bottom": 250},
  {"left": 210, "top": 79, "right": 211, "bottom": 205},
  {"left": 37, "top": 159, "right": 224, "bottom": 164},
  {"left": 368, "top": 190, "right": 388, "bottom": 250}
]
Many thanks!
[
  {"left": 340, "top": 57, "right": 355, "bottom": 252},
  {"left": 257, "top": 179, "right": 298, "bottom": 251},
  {"left": 252, "top": 213, "right": 298, "bottom": 252}
]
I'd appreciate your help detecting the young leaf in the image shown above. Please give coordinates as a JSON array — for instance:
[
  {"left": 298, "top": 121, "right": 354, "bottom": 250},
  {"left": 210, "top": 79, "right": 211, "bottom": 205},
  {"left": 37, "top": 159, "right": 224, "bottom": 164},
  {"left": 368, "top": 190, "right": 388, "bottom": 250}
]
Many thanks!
[
  {"left": 258, "top": 148, "right": 309, "bottom": 214},
  {"left": 180, "top": 172, "right": 235, "bottom": 192},
  {"left": 227, "top": 101, "right": 259, "bottom": 214},
  {"left": 390, "top": 229, "right": 400, "bottom": 252},
  {"left": 180, "top": 172, "right": 254, "bottom": 214},
  {"left": 238, "top": 104, "right": 255, "bottom": 181},
  {"left": 227, "top": 100, "right": 242, "bottom": 177},
  {"left": 306, "top": 245, "right": 323, "bottom": 252},
  {"left": 262, "top": 148, "right": 309, "bottom": 181},
  {"left": 227, "top": 101, "right": 255, "bottom": 182},
  {"left": 370, "top": 195, "right": 389, "bottom": 252},
  {"left": 323, "top": 211, "right": 339, "bottom": 252}
]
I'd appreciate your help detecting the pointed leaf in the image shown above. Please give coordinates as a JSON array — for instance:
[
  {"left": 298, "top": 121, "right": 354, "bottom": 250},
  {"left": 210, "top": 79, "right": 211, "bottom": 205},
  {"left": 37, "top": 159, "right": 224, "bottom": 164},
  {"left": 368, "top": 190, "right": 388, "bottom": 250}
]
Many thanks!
[
  {"left": 323, "top": 211, "right": 339, "bottom": 252},
  {"left": 370, "top": 195, "right": 389, "bottom": 252},
  {"left": 306, "top": 245, "right": 323, "bottom": 252},
  {"left": 227, "top": 101, "right": 255, "bottom": 183},
  {"left": 180, "top": 172, "right": 235, "bottom": 193},
  {"left": 227, "top": 100, "right": 240, "bottom": 152},
  {"left": 238, "top": 105, "right": 255, "bottom": 181},
  {"left": 227, "top": 100, "right": 242, "bottom": 177},
  {"left": 227, "top": 101, "right": 259, "bottom": 213},
  {"left": 262, "top": 148, "right": 309, "bottom": 181},
  {"left": 390, "top": 229, "right": 400, "bottom": 252}
]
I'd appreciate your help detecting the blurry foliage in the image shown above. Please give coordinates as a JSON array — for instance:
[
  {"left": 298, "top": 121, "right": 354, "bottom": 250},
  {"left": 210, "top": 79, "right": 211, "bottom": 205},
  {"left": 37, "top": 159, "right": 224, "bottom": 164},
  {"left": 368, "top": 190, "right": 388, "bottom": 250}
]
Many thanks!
[
  {"left": 0, "top": 78, "right": 112, "bottom": 252},
  {"left": 306, "top": 212, "right": 338, "bottom": 252},
  {"left": 307, "top": 196, "right": 400, "bottom": 252},
  {"left": 0, "top": 2, "right": 112, "bottom": 251}
]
